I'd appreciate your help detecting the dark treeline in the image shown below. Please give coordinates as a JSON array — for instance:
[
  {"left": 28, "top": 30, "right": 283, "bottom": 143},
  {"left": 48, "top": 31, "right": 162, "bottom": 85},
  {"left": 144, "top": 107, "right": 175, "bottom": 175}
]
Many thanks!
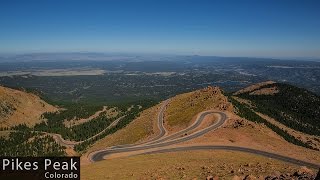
[
  {"left": 34, "top": 111, "right": 118, "bottom": 141},
  {"left": 11, "top": 123, "right": 30, "bottom": 131},
  {"left": 74, "top": 112, "right": 138, "bottom": 152},
  {"left": 0, "top": 131, "right": 65, "bottom": 156},
  {"left": 42, "top": 103, "right": 103, "bottom": 122},
  {"left": 29, "top": 102, "right": 121, "bottom": 141},
  {"left": 3, "top": 99, "right": 158, "bottom": 156},
  {"left": 110, "top": 98, "right": 158, "bottom": 112},
  {"left": 229, "top": 96, "right": 316, "bottom": 150},
  {"left": 68, "top": 114, "right": 117, "bottom": 141},
  {"left": 237, "top": 83, "right": 320, "bottom": 136},
  {"left": 35, "top": 99, "right": 157, "bottom": 142},
  {"left": 75, "top": 100, "right": 158, "bottom": 153}
]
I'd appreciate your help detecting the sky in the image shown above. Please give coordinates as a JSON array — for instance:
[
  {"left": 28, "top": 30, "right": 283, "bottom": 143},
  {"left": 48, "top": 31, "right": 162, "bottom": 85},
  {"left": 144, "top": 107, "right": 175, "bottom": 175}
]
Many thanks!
[{"left": 0, "top": 0, "right": 319, "bottom": 58}]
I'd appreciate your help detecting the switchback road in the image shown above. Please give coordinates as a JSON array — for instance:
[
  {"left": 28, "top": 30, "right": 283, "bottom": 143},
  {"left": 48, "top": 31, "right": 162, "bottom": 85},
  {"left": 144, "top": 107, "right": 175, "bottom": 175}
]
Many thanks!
[{"left": 89, "top": 100, "right": 320, "bottom": 169}]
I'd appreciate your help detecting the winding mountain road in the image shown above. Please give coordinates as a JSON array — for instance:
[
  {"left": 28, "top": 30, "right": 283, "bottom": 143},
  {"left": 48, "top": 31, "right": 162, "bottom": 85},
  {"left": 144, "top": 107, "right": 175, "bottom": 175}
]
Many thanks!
[
  {"left": 88, "top": 100, "right": 320, "bottom": 169},
  {"left": 110, "top": 99, "right": 169, "bottom": 149}
]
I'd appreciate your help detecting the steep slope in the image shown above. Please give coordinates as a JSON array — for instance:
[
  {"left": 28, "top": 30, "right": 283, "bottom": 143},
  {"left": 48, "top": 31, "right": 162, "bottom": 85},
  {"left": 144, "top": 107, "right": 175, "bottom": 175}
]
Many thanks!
[
  {"left": 164, "top": 86, "right": 232, "bottom": 132},
  {"left": 0, "top": 86, "right": 57, "bottom": 128},
  {"left": 84, "top": 103, "right": 163, "bottom": 156},
  {"left": 82, "top": 86, "right": 231, "bottom": 163},
  {"left": 84, "top": 87, "right": 230, "bottom": 152},
  {"left": 232, "top": 81, "right": 320, "bottom": 150},
  {"left": 82, "top": 85, "right": 320, "bottom": 179},
  {"left": 234, "top": 82, "right": 320, "bottom": 135}
]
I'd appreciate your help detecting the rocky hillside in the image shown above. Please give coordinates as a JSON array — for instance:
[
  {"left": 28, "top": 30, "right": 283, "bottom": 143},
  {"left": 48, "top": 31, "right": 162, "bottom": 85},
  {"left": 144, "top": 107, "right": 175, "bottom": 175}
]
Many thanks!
[{"left": 0, "top": 86, "right": 57, "bottom": 128}]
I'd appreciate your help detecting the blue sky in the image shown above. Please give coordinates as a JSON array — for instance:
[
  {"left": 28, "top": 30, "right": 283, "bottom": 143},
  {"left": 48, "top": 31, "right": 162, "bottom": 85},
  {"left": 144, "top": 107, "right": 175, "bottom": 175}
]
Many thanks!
[{"left": 0, "top": 0, "right": 319, "bottom": 58}]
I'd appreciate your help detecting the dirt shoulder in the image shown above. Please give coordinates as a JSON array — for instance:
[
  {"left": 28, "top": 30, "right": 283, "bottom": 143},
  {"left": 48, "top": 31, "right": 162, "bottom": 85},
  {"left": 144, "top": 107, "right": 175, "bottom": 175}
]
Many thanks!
[
  {"left": 181, "top": 111, "right": 320, "bottom": 165},
  {"left": 81, "top": 150, "right": 317, "bottom": 179}
]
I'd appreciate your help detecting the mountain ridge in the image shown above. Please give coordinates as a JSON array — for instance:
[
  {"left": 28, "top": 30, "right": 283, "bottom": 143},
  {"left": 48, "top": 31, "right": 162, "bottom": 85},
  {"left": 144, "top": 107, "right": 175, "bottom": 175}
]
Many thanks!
[{"left": 0, "top": 86, "right": 57, "bottom": 128}]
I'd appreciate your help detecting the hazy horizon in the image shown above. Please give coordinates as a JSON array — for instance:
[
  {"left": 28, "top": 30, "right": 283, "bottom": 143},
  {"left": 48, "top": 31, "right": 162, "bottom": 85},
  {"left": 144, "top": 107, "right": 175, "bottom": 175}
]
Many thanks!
[
  {"left": 1, "top": 52, "right": 320, "bottom": 62},
  {"left": 1, "top": 0, "right": 320, "bottom": 58}
]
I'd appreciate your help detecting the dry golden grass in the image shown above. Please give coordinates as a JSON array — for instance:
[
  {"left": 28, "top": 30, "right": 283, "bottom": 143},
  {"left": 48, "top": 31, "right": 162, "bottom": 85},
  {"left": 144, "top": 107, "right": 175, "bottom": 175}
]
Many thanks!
[
  {"left": 0, "top": 86, "right": 57, "bottom": 128},
  {"left": 82, "top": 86, "right": 320, "bottom": 179},
  {"left": 81, "top": 150, "right": 303, "bottom": 180},
  {"left": 165, "top": 86, "right": 232, "bottom": 129},
  {"left": 85, "top": 102, "right": 163, "bottom": 154}
]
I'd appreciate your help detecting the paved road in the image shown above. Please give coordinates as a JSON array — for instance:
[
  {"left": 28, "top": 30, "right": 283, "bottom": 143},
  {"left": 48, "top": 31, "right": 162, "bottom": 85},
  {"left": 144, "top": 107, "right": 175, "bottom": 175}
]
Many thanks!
[
  {"left": 89, "top": 111, "right": 226, "bottom": 160},
  {"left": 110, "top": 100, "right": 169, "bottom": 149},
  {"left": 140, "top": 146, "right": 320, "bottom": 169},
  {"left": 146, "top": 111, "right": 225, "bottom": 145},
  {"left": 89, "top": 100, "right": 320, "bottom": 169}
]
